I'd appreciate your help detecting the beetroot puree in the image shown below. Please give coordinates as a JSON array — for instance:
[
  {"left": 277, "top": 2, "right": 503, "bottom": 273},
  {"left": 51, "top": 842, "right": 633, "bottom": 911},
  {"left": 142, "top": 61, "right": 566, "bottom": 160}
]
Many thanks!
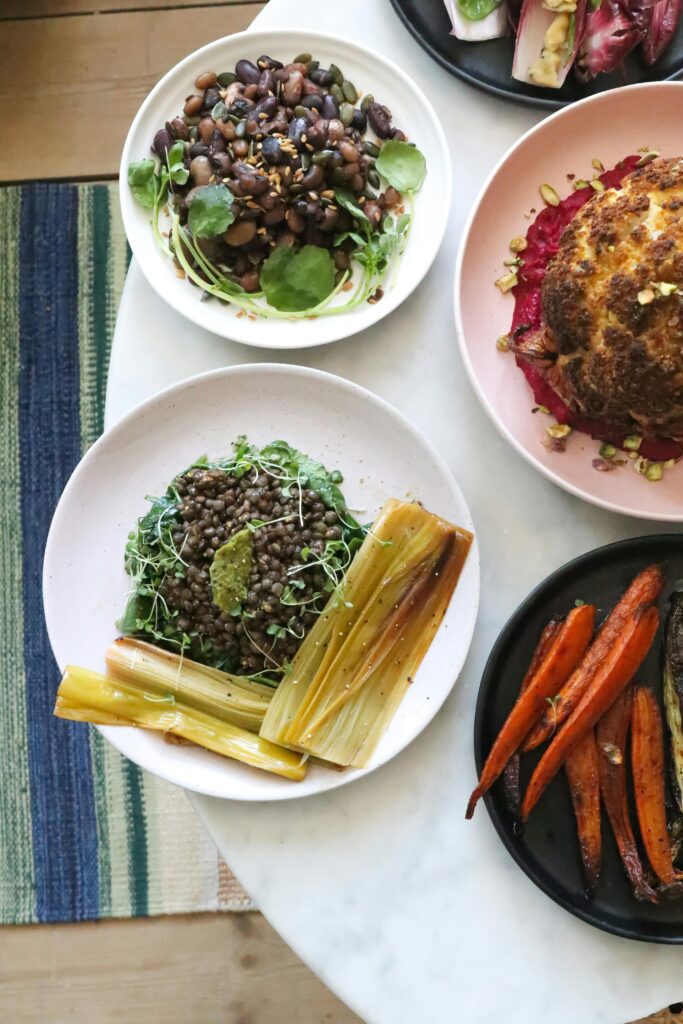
[{"left": 511, "top": 155, "right": 682, "bottom": 463}]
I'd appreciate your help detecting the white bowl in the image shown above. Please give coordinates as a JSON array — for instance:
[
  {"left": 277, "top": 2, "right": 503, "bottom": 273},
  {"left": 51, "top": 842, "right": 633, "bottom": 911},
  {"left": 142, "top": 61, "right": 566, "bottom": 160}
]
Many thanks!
[
  {"left": 43, "top": 364, "right": 479, "bottom": 800},
  {"left": 120, "top": 29, "right": 451, "bottom": 349},
  {"left": 455, "top": 82, "right": 683, "bottom": 522}
]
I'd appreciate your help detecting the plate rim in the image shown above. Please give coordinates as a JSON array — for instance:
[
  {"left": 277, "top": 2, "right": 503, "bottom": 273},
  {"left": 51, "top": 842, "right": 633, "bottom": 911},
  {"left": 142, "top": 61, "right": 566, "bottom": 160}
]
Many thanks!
[
  {"left": 473, "top": 532, "right": 683, "bottom": 944},
  {"left": 43, "top": 361, "right": 480, "bottom": 801},
  {"left": 454, "top": 81, "right": 683, "bottom": 523},
  {"left": 118, "top": 26, "right": 452, "bottom": 350}
]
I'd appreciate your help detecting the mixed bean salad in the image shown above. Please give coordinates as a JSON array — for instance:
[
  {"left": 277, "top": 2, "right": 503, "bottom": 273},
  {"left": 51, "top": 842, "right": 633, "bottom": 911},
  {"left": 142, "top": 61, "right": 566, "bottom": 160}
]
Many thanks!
[{"left": 128, "top": 52, "right": 427, "bottom": 317}]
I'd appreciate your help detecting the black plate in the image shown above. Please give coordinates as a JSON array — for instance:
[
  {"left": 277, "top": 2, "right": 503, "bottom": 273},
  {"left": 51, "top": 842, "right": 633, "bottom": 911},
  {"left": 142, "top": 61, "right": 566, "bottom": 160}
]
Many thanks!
[
  {"left": 390, "top": 0, "right": 683, "bottom": 109},
  {"left": 474, "top": 535, "right": 683, "bottom": 943}
]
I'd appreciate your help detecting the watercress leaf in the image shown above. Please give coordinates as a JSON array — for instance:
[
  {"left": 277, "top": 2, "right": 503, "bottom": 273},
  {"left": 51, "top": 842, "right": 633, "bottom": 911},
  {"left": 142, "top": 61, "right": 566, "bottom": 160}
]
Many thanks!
[
  {"left": 260, "top": 245, "right": 335, "bottom": 312},
  {"left": 188, "top": 184, "right": 235, "bottom": 238},
  {"left": 128, "top": 159, "right": 159, "bottom": 209},
  {"left": 379, "top": 232, "right": 398, "bottom": 255},
  {"left": 375, "top": 140, "right": 427, "bottom": 193},
  {"left": 333, "top": 188, "right": 369, "bottom": 223}
]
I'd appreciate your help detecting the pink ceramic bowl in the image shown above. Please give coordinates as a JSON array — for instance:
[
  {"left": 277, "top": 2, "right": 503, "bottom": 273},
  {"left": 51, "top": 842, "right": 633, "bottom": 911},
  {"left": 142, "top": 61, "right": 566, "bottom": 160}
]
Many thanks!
[{"left": 455, "top": 82, "right": 683, "bottom": 522}]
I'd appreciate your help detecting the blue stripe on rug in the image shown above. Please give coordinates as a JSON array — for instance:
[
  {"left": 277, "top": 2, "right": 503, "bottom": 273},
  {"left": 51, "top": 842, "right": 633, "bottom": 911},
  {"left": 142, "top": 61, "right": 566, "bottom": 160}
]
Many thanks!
[{"left": 19, "top": 185, "right": 100, "bottom": 922}]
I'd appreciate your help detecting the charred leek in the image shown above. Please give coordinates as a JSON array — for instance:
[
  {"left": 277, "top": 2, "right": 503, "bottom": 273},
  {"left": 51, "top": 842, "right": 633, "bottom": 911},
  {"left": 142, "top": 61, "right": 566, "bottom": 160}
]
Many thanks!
[
  {"left": 664, "top": 593, "right": 683, "bottom": 812},
  {"left": 260, "top": 499, "right": 473, "bottom": 768},
  {"left": 54, "top": 642, "right": 307, "bottom": 781}
]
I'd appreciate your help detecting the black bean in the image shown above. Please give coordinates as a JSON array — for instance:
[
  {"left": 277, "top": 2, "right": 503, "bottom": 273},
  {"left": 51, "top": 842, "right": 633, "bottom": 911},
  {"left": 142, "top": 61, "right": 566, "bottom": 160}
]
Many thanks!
[
  {"left": 189, "top": 142, "right": 210, "bottom": 159},
  {"left": 310, "top": 67, "right": 334, "bottom": 86},
  {"left": 301, "top": 94, "right": 323, "bottom": 111},
  {"left": 261, "top": 135, "right": 283, "bottom": 164},
  {"left": 152, "top": 127, "right": 173, "bottom": 158},
  {"left": 366, "top": 102, "right": 395, "bottom": 139},
  {"left": 351, "top": 108, "right": 367, "bottom": 132},
  {"left": 202, "top": 87, "right": 221, "bottom": 111},
  {"left": 235, "top": 59, "right": 261, "bottom": 85},
  {"left": 256, "top": 54, "right": 283, "bottom": 71},
  {"left": 287, "top": 115, "right": 308, "bottom": 147},
  {"left": 320, "top": 94, "right": 340, "bottom": 120}
]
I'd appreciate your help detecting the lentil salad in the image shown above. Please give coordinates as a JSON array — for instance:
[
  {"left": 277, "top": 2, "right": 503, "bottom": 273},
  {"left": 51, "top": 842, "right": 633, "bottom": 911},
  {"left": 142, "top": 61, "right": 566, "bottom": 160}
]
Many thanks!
[
  {"left": 119, "top": 437, "right": 365, "bottom": 681},
  {"left": 127, "top": 52, "right": 427, "bottom": 318}
]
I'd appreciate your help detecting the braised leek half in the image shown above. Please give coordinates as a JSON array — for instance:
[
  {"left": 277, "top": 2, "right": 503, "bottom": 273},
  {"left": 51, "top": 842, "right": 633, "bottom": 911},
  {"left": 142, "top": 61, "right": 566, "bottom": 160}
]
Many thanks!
[{"left": 260, "top": 498, "right": 473, "bottom": 768}]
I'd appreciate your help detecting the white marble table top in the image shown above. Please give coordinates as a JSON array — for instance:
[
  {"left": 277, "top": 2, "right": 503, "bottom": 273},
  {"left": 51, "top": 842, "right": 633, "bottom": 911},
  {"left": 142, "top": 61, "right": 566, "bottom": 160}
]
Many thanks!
[{"left": 107, "top": 0, "right": 683, "bottom": 1020}]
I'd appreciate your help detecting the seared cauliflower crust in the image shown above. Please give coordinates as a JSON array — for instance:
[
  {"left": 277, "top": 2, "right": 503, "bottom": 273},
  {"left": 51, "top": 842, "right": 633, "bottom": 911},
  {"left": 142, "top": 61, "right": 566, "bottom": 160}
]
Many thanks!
[{"left": 541, "top": 157, "right": 683, "bottom": 439}]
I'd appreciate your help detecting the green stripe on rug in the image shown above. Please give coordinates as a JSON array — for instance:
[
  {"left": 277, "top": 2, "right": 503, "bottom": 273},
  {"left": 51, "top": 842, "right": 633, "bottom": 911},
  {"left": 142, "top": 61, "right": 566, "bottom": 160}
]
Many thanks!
[{"left": 0, "top": 187, "right": 35, "bottom": 924}]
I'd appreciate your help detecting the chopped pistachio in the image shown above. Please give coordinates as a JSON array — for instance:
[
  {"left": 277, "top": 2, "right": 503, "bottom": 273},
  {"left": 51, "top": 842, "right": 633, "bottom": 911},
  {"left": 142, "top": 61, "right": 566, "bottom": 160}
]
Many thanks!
[
  {"left": 509, "top": 236, "right": 528, "bottom": 253},
  {"left": 633, "top": 455, "right": 649, "bottom": 475},
  {"left": 573, "top": 178, "right": 589, "bottom": 190},
  {"left": 547, "top": 423, "right": 572, "bottom": 439},
  {"left": 658, "top": 281, "right": 678, "bottom": 297},
  {"left": 540, "top": 183, "right": 560, "bottom": 207},
  {"left": 592, "top": 158, "right": 604, "bottom": 171},
  {"left": 623, "top": 434, "right": 643, "bottom": 450},
  {"left": 664, "top": 458, "right": 677, "bottom": 470},
  {"left": 504, "top": 256, "right": 523, "bottom": 267},
  {"left": 590, "top": 179, "right": 605, "bottom": 193},
  {"left": 638, "top": 288, "right": 655, "bottom": 305},
  {"left": 607, "top": 244, "right": 615, "bottom": 252},
  {"left": 599, "top": 442, "right": 617, "bottom": 459},
  {"left": 646, "top": 463, "right": 663, "bottom": 482},
  {"left": 538, "top": 405, "right": 550, "bottom": 415},
  {"left": 496, "top": 334, "right": 510, "bottom": 351},
  {"left": 495, "top": 270, "right": 518, "bottom": 293},
  {"left": 636, "top": 150, "right": 659, "bottom": 168}
]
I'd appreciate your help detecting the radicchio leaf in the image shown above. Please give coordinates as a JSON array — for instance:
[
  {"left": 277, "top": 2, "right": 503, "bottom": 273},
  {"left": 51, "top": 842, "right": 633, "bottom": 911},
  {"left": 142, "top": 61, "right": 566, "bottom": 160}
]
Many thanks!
[
  {"left": 575, "top": 0, "right": 642, "bottom": 79},
  {"left": 642, "top": 0, "right": 682, "bottom": 62}
]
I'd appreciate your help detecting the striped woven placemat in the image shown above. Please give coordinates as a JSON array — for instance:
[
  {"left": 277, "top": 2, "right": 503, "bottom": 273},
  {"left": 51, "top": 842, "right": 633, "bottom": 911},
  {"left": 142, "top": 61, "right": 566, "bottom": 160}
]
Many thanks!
[{"left": 0, "top": 182, "right": 252, "bottom": 924}]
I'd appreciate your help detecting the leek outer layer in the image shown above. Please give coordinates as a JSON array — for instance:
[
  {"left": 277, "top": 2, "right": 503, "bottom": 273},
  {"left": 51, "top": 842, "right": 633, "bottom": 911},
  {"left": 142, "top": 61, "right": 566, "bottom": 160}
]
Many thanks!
[
  {"left": 260, "top": 498, "right": 473, "bottom": 768},
  {"left": 54, "top": 663, "right": 307, "bottom": 781}
]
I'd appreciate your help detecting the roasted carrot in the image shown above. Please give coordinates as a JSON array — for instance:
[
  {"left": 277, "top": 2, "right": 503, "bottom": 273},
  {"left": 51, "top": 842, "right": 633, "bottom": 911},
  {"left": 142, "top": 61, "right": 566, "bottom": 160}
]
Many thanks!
[
  {"left": 466, "top": 603, "right": 595, "bottom": 819},
  {"left": 632, "top": 685, "right": 683, "bottom": 887},
  {"left": 523, "top": 565, "right": 664, "bottom": 752},
  {"left": 521, "top": 604, "right": 659, "bottom": 821},
  {"left": 565, "top": 730, "right": 602, "bottom": 893},
  {"left": 596, "top": 687, "right": 658, "bottom": 902},
  {"left": 503, "top": 616, "right": 564, "bottom": 818}
]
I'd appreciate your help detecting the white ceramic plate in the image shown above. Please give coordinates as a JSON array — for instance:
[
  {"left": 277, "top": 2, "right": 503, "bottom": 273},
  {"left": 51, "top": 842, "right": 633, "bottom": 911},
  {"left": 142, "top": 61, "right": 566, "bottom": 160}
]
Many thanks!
[
  {"left": 120, "top": 29, "right": 450, "bottom": 350},
  {"left": 43, "top": 365, "right": 479, "bottom": 800},
  {"left": 456, "top": 82, "right": 683, "bottom": 522}
]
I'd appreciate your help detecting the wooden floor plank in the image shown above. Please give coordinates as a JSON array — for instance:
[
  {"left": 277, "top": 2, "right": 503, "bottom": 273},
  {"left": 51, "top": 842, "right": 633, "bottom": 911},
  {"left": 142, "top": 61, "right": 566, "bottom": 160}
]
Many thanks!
[
  {"left": 0, "top": 4, "right": 264, "bottom": 181},
  {"left": 0, "top": 912, "right": 361, "bottom": 1024},
  {"left": 2, "top": 0, "right": 260, "bottom": 19}
]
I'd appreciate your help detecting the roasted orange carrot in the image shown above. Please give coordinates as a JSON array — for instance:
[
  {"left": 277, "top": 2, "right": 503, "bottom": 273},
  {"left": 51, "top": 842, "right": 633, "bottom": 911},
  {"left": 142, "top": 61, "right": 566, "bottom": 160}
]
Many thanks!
[
  {"left": 523, "top": 566, "right": 664, "bottom": 752},
  {"left": 565, "top": 729, "right": 602, "bottom": 893},
  {"left": 632, "top": 685, "right": 683, "bottom": 887},
  {"left": 503, "top": 617, "right": 564, "bottom": 818},
  {"left": 521, "top": 604, "right": 659, "bottom": 821},
  {"left": 596, "top": 687, "right": 658, "bottom": 902},
  {"left": 466, "top": 603, "right": 595, "bottom": 819}
]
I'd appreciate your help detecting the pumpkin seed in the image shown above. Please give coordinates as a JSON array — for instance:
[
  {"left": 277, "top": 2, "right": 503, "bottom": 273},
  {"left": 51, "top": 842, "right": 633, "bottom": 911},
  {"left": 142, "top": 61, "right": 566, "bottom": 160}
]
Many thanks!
[
  {"left": 329, "top": 63, "right": 344, "bottom": 86},
  {"left": 360, "top": 93, "right": 375, "bottom": 113},
  {"left": 182, "top": 114, "right": 201, "bottom": 126},
  {"left": 217, "top": 71, "right": 237, "bottom": 87},
  {"left": 330, "top": 83, "right": 344, "bottom": 104},
  {"left": 368, "top": 168, "right": 380, "bottom": 188},
  {"left": 340, "top": 102, "right": 355, "bottom": 126},
  {"left": 312, "top": 150, "right": 334, "bottom": 166},
  {"left": 361, "top": 140, "right": 380, "bottom": 158},
  {"left": 342, "top": 80, "right": 358, "bottom": 103},
  {"left": 293, "top": 52, "right": 312, "bottom": 64}
]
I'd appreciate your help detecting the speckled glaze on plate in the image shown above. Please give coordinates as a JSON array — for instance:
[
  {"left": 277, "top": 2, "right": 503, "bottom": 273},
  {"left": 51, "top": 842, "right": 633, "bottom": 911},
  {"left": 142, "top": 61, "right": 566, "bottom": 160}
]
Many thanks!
[
  {"left": 455, "top": 82, "right": 683, "bottom": 522},
  {"left": 43, "top": 364, "right": 479, "bottom": 801}
]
